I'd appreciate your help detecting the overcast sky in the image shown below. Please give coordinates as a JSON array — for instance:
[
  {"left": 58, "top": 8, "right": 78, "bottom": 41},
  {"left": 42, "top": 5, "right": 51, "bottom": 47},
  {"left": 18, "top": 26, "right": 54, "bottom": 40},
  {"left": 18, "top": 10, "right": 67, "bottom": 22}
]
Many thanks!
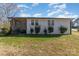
[{"left": 15, "top": 3, "right": 79, "bottom": 18}]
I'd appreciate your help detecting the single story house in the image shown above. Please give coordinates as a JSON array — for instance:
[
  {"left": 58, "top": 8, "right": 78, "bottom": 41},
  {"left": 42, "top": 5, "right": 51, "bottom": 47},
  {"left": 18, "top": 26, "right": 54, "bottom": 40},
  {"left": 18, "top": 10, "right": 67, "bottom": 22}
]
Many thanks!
[{"left": 8, "top": 17, "right": 72, "bottom": 34}]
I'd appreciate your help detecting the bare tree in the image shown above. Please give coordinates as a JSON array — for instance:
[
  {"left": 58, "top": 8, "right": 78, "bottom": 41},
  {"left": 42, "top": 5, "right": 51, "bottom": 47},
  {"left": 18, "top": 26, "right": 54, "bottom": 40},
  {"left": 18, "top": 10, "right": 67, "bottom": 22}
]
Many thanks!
[
  {"left": 0, "top": 3, "right": 30, "bottom": 34},
  {"left": 0, "top": 3, "right": 20, "bottom": 34},
  {"left": 0, "top": 3, "right": 19, "bottom": 20}
]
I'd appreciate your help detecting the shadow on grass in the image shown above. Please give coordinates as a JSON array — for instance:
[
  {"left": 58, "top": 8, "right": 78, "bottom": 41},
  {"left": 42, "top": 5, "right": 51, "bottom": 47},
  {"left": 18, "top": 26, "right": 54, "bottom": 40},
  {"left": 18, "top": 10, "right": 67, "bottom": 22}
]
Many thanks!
[{"left": 0, "top": 34, "right": 64, "bottom": 38}]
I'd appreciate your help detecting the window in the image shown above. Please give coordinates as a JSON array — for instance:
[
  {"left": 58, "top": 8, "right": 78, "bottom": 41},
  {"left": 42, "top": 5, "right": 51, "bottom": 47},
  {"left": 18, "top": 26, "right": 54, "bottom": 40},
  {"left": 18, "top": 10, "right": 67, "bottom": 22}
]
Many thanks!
[
  {"left": 48, "top": 19, "right": 54, "bottom": 26},
  {"left": 16, "top": 21, "right": 26, "bottom": 28},
  {"left": 48, "top": 20, "right": 50, "bottom": 26},
  {"left": 31, "top": 20, "right": 39, "bottom": 26},
  {"left": 52, "top": 20, "right": 54, "bottom": 26},
  {"left": 48, "top": 19, "right": 54, "bottom": 33},
  {"left": 31, "top": 20, "right": 34, "bottom": 25},
  {"left": 35, "top": 20, "right": 39, "bottom": 25},
  {"left": 16, "top": 22, "right": 21, "bottom": 27}
]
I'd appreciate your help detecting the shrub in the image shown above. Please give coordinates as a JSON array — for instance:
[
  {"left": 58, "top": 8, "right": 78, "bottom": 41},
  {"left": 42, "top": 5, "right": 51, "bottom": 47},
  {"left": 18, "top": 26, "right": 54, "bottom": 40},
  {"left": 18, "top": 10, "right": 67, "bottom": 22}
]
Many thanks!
[
  {"left": 14, "top": 29, "right": 20, "bottom": 34},
  {"left": 30, "top": 28, "right": 34, "bottom": 34},
  {"left": 48, "top": 26, "right": 53, "bottom": 33},
  {"left": 35, "top": 25, "right": 40, "bottom": 34},
  {"left": 6, "top": 27, "right": 12, "bottom": 35},
  {"left": 1, "top": 28, "right": 8, "bottom": 34},
  {"left": 59, "top": 26, "right": 67, "bottom": 34},
  {"left": 44, "top": 28, "right": 47, "bottom": 34},
  {"left": 20, "top": 30, "right": 26, "bottom": 34}
]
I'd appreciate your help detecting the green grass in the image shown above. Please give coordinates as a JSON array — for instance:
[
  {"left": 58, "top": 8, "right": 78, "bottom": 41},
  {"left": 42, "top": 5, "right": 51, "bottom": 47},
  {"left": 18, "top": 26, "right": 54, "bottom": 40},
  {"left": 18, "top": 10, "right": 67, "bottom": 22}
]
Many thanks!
[{"left": 0, "top": 32, "right": 79, "bottom": 56}]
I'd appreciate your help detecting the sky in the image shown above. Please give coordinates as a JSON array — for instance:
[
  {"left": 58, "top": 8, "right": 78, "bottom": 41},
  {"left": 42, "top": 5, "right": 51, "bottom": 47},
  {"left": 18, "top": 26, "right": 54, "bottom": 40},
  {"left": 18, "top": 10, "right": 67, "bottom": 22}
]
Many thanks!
[{"left": 14, "top": 3, "right": 79, "bottom": 18}]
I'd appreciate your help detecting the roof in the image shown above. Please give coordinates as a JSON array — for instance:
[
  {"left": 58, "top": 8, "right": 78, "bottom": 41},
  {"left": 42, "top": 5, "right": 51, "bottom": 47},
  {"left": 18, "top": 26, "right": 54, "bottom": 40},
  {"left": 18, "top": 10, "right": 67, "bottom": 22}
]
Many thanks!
[{"left": 8, "top": 17, "right": 73, "bottom": 20}]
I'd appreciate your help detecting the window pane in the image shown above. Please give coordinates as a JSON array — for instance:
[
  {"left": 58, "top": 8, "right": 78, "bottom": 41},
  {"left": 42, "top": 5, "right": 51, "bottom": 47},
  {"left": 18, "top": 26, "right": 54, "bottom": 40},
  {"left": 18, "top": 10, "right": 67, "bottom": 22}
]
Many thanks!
[
  {"left": 52, "top": 20, "right": 54, "bottom": 25},
  {"left": 48, "top": 20, "right": 50, "bottom": 26},
  {"left": 48, "top": 20, "right": 54, "bottom": 26},
  {"left": 35, "top": 20, "right": 38, "bottom": 25},
  {"left": 31, "top": 20, "right": 34, "bottom": 25}
]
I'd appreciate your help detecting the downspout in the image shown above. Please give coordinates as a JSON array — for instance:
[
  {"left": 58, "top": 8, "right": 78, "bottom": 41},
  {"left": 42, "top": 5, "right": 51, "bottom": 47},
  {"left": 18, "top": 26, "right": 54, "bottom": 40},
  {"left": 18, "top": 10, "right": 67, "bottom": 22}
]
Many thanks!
[
  {"left": 26, "top": 18, "right": 27, "bottom": 34},
  {"left": 70, "top": 19, "right": 72, "bottom": 34}
]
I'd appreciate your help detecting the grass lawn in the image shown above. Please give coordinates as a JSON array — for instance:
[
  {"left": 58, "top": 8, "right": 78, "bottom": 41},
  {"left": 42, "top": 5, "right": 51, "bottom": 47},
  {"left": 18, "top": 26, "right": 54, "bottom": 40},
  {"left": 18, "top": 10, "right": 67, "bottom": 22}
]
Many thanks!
[{"left": 0, "top": 32, "right": 79, "bottom": 56}]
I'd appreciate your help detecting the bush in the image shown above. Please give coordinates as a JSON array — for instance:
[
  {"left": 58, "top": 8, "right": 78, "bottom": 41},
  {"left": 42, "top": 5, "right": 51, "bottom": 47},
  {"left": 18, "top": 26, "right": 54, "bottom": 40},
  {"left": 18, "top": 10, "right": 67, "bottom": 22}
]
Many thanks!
[
  {"left": 48, "top": 26, "right": 53, "bottom": 33},
  {"left": 6, "top": 27, "right": 12, "bottom": 35},
  {"left": 59, "top": 26, "right": 67, "bottom": 34},
  {"left": 30, "top": 28, "right": 34, "bottom": 34},
  {"left": 14, "top": 29, "right": 20, "bottom": 34},
  {"left": 44, "top": 28, "right": 47, "bottom": 34},
  {"left": 35, "top": 25, "right": 40, "bottom": 34},
  {"left": 1, "top": 28, "right": 8, "bottom": 34},
  {"left": 20, "top": 30, "right": 26, "bottom": 34}
]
